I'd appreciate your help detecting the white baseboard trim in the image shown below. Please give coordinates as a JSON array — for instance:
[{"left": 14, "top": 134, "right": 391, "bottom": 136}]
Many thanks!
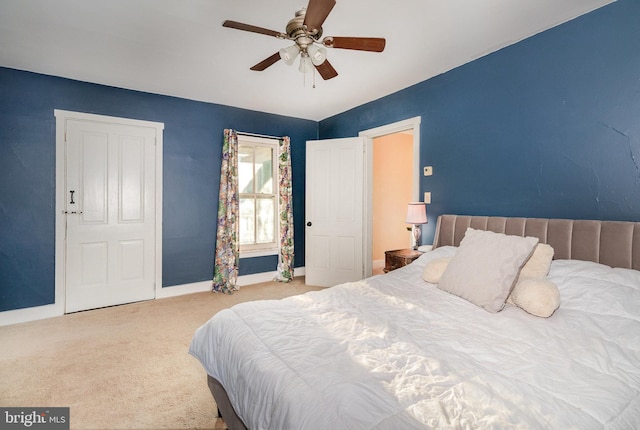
[
  {"left": 0, "top": 267, "right": 306, "bottom": 327},
  {"left": 0, "top": 303, "right": 63, "bottom": 327},
  {"left": 373, "top": 259, "right": 385, "bottom": 269},
  {"left": 238, "top": 266, "right": 305, "bottom": 286},
  {"left": 155, "top": 280, "right": 211, "bottom": 298}
]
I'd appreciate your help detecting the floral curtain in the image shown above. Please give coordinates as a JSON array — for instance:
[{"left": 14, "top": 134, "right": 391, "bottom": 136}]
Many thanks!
[
  {"left": 275, "top": 136, "right": 295, "bottom": 282},
  {"left": 212, "top": 129, "right": 240, "bottom": 294}
]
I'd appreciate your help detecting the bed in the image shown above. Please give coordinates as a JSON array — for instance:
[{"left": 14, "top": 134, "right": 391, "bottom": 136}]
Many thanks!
[{"left": 189, "top": 215, "right": 640, "bottom": 429}]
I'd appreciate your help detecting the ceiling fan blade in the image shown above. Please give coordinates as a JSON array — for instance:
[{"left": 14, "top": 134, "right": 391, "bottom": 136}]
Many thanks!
[
  {"left": 303, "top": 0, "right": 336, "bottom": 33},
  {"left": 314, "top": 60, "right": 338, "bottom": 80},
  {"left": 223, "top": 20, "right": 285, "bottom": 39},
  {"left": 323, "top": 37, "right": 386, "bottom": 52},
  {"left": 250, "top": 53, "right": 282, "bottom": 71}
]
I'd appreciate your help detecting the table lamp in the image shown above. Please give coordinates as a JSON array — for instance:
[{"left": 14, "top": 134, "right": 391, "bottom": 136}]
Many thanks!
[{"left": 406, "top": 202, "right": 427, "bottom": 250}]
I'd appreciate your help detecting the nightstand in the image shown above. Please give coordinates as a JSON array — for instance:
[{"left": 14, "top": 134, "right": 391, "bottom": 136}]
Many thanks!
[{"left": 383, "top": 249, "right": 424, "bottom": 273}]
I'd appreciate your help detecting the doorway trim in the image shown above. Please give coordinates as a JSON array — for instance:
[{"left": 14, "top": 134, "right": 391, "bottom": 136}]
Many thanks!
[
  {"left": 359, "top": 116, "right": 422, "bottom": 277},
  {"left": 54, "top": 110, "right": 164, "bottom": 315}
]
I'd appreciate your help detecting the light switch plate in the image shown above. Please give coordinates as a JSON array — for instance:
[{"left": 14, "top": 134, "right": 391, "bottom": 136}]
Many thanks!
[
  {"left": 423, "top": 166, "right": 433, "bottom": 176},
  {"left": 424, "top": 192, "right": 431, "bottom": 204}
]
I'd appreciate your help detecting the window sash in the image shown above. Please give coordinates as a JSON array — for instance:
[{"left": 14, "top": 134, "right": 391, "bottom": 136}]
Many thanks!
[{"left": 238, "top": 136, "right": 278, "bottom": 253}]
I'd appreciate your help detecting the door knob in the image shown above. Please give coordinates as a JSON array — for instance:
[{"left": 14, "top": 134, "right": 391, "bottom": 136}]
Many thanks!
[{"left": 306, "top": 222, "right": 312, "bottom": 226}]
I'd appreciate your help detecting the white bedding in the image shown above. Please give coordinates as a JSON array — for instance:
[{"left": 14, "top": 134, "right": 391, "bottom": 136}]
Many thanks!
[{"left": 189, "top": 247, "right": 640, "bottom": 429}]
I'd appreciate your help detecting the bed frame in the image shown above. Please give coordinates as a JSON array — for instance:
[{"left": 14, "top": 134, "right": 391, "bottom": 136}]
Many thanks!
[
  {"left": 432, "top": 214, "right": 640, "bottom": 270},
  {"left": 207, "top": 214, "right": 640, "bottom": 429}
]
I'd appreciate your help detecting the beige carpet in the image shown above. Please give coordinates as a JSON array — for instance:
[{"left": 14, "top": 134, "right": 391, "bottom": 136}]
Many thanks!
[{"left": 0, "top": 278, "right": 322, "bottom": 429}]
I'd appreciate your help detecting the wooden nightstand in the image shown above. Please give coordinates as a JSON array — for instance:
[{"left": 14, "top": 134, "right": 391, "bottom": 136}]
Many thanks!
[{"left": 383, "top": 249, "right": 424, "bottom": 273}]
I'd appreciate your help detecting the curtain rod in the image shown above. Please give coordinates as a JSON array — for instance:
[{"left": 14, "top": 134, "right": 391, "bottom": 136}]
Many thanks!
[{"left": 237, "top": 131, "right": 284, "bottom": 140}]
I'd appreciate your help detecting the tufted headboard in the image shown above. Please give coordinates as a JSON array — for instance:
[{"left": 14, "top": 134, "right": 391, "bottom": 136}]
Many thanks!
[{"left": 432, "top": 214, "right": 640, "bottom": 271}]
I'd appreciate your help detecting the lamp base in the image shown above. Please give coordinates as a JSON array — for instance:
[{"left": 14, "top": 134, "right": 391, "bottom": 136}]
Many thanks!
[{"left": 412, "top": 225, "right": 422, "bottom": 250}]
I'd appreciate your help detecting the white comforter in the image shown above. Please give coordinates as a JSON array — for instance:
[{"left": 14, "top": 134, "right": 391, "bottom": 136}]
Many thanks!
[{"left": 189, "top": 247, "right": 640, "bottom": 429}]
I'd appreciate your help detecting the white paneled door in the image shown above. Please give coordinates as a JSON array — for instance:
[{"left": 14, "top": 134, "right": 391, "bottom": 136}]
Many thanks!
[
  {"left": 305, "top": 137, "right": 365, "bottom": 287},
  {"left": 64, "top": 118, "right": 157, "bottom": 313}
]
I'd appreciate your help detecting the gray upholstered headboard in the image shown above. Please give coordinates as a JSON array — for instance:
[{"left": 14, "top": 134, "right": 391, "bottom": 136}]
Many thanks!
[{"left": 432, "top": 214, "right": 640, "bottom": 271}]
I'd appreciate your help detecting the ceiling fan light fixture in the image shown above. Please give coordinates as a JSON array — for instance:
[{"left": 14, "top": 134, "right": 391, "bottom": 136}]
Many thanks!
[
  {"left": 307, "top": 44, "right": 327, "bottom": 66},
  {"left": 279, "top": 44, "right": 300, "bottom": 65},
  {"left": 222, "top": 0, "right": 386, "bottom": 81}
]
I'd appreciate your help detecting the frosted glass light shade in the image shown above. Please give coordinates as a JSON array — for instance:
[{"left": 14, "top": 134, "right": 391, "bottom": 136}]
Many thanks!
[
  {"left": 279, "top": 45, "right": 300, "bottom": 65},
  {"left": 307, "top": 44, "right": 327, "bottom": 66},
  {"left": 298, "top": 55, "right": 313, "bottom": 73}
]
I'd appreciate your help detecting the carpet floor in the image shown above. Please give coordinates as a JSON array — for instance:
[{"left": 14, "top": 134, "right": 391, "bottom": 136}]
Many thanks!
[{"left": 0, "top": 278, "right": 322, "bottom": 429}]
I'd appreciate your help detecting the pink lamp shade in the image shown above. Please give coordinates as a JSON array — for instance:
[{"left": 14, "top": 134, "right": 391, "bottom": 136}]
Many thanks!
[
  {"left": 406, "top": 202, "right": 427, "bottom": 250},
  {"left": 406, "top": 202, "right": 427, "bottom": 225}
]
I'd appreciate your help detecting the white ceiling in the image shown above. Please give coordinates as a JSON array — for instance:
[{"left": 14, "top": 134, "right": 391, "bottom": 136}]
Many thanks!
[{"left": 0, "top": 0, "right": 615, "bottom": 121}]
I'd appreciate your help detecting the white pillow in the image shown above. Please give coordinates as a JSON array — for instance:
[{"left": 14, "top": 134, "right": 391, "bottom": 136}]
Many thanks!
[
  {"left": 438, "top": 228, "right": 539, "bottom": 313},
  {"left": 422, "top": 257, "right": 452, "bottom": 283},
  {"left": 510, "top": 277, "right": 560, "bottom": 318},
  {"left": 422, "top": 243, "right": 553, "bottom": 286}
]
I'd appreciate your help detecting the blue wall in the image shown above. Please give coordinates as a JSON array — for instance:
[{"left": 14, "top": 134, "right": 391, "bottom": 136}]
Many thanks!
[
  {"left": 0, "top": 68, "right": 316, "bottom": 312},
  {"left": 2, "top": 0, "right": 639, "bottom": 312},
  {"left": 320, "top": 0, "right": 640, "bottom": 244}
]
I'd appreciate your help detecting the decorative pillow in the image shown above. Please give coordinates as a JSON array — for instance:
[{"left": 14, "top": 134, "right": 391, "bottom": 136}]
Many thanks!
[
  {"left": 438, "top": 228, "right": 539, "bottom": 313},
  {"left": 507, "top": 243, "right": 554, "bottom": 306},
  {"left": 422, "top": 257, "right": 452, "bottom": 284},
  {"left": 422, "top": 243, "right": 553, "bottom": 286},
  {"left": 509, "top": 277, "right": 560, "bottom": 318},
  {"left": 519, "top": 243, "right": 554, "bottom": 279}
]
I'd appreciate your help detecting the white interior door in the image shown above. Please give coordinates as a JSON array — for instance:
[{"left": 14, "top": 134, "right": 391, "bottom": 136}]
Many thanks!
[
  {"left": 305, "top": 137, "right": 364, "bottom": 287},
  {"left": 64, "top": 118, "right": 157, "bottom": 313}
]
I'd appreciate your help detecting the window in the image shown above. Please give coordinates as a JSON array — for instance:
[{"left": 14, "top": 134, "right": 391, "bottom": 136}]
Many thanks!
[{"left": 238, "top": 135, "right": 278, "bottom": 255}]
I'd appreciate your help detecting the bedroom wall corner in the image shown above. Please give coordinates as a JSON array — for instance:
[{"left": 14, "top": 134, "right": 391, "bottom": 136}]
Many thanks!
[{"left": 319, "top": 0, "right": 640, "bottom": 244}]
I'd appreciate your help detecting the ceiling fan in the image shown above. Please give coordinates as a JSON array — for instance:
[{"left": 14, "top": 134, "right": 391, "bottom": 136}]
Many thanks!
[{"left": 222, "top": 0, "right": 386, "bottom": 80}]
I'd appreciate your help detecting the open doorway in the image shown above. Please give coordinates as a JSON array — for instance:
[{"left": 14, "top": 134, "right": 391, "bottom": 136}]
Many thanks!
[
  {"left": 360, "top": 116, "right": 421, "bottom": 278},
  {"left": 371, "top": 132, "right": 414, "bottom": 274}
]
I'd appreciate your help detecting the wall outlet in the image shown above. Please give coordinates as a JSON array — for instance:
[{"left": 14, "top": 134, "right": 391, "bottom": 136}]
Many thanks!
[
  {"left": 424, "top": 192, "right": 431, "bottom": 204},
  {"left": 423, "top": 166, "right": 433, "bottom": 176}
]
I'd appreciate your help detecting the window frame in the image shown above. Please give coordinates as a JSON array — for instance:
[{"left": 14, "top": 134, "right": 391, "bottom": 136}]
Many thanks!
[{"left": 237, "top": 135, "right": 279, "bottom": 257}]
